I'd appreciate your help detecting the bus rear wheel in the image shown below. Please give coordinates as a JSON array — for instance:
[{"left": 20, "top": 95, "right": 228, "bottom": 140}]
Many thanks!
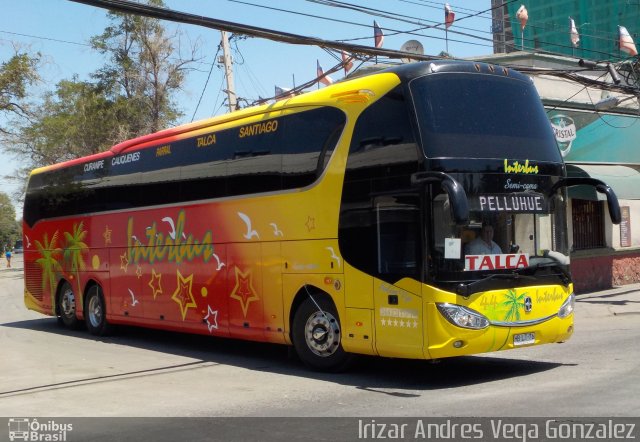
[
  {"left": 85, "top": 285, "right": 110, "bottom": 336},
  {"left": 292, "top": 296, "right": 353, "bottom": 372},
  {"left": 57, "top": 282, "right": 80, "bottom": 329}
]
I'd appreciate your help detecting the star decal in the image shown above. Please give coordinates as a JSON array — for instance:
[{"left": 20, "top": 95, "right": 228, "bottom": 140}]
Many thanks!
[
  {"left": 380, "top": 317, "right": 419, "bottom": 328},
  {"left": 229, "top": 266, "right": 259, "bottom": 318},
  {"left": 136, "top": 265, "right": 143, "bottom": 279},
  {"left": 148, "top": 269, "right": 163, "bottom": 299},
  {"left": 204, "top": 305, "right": 219, "bottom": 333},
  {"left": 120, "top": 252, "right": 129, "bottom": 272},
  {"left": 305, "top": 216, "right": 316, "bottom": 232},
  {"left": 103, "top": 225, "right": 112, "bottom": 245},
  {"left": 171, "top": 270, "right": 197, "bottom": 320}
]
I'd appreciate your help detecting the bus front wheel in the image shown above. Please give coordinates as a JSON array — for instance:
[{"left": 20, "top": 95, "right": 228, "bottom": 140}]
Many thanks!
[
  {"left": 57, "top": 282, "right": 80, "bottom": 329},
  {"left": 85, "top": 285, "right": 110, "bottom": 336},
  {"left": 292, "top": 296, "right": 353, "bottom": 372}
]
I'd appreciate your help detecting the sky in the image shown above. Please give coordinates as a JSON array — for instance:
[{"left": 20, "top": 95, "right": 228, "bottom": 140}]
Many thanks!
[{"left": 0, "top": 0, "right": 494, "bottom": 212}]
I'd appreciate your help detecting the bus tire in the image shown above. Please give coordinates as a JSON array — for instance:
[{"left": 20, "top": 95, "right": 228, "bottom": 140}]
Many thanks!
[
  {"left": 57, "top": 281, "right": 81, "bottom": 330},
  {"left": 292, "top": 296, "right": 353, "bottom": 372},
  {"left": 85, "top": 284, "right": 110, "bottom": 336}
]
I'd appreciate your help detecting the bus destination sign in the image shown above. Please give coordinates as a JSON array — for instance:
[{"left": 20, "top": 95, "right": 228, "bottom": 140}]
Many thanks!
[{"left": 473, "top": 193, "right": 547, "bottom": 213}]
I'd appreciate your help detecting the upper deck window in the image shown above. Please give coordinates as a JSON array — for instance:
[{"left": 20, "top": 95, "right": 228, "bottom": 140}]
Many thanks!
[
  {"left": 24, "top": 106, "right": 346, "bottom": 226},
  {"left": 410, "top": 73, "right": 561, "bottom": 162}
]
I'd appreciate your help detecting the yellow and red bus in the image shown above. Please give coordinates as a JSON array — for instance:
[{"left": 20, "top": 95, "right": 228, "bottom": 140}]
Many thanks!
[{"left": 23, "top": 61, "right": 620, "bottom": 371}]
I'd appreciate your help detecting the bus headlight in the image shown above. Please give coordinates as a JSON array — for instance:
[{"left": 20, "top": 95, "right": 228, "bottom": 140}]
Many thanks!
[
  {"left": 557, "top": 293, "right": 575, "bottom": 318},
  {"left": 436, "top": 303, "right": 490, "bottom": 329}
]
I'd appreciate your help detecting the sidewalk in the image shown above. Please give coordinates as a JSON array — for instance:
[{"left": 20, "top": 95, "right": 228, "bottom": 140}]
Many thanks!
[
  {"left": 576, "top": 282, "right": 640, "bottom": 317},
  {"left": 0, "top": 252, "right": 23, "bottom": 272}
]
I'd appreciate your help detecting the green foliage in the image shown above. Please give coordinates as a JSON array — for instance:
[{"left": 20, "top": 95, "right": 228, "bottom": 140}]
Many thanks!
[
  {"left": 13, "top": 79, "right": 119, "bottom": 166},
  {"left": 7, "top": 0, "right": 196, "bottom": 177},
  {"left": 0, "top": 51, "right": 40, "bottom": 134},
  {"left": 0, "top": 192, "right": 20, "bottom": 249},
  {"left": 89, "top": 0, "right": 188, "bottom": 136}
]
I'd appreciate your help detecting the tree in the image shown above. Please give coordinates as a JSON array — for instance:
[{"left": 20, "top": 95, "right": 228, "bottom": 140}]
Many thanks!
[
  {"left": 9, "top": 78, "right": 121, "bottom": 166},
  {"left": 0, "top": 49, "right": 40, "bottom": 201},
  {"left": 7, "top": 0, "right": 198, "bottom": 178},
  {"left": 0, "top": 192, "right": 20, "bottom": 249},
  {"left": 0, "top": 49, "right": 40, "bottom": 135},
  {"left": 90, "top": 0, "right": 197, "bottom": 137}
]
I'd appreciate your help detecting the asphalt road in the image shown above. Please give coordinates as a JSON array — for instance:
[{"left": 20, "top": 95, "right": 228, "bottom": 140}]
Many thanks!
[{"left": 1, "top": 253, "right": 639, "bottom": 440}]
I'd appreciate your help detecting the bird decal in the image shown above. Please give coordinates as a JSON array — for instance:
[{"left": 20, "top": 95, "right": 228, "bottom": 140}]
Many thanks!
[
  {"left": 127, "top": 289, "right": 140, "bottom": 307},
  {"left": 212, "top": 253, "right": 225, "bottom": 271},
  {"left": 161, "top": 217, "right": 177, "bottom": 239},
  {"left": 325, "top": 247, "right": 342, "bottom": 268},
  {"left": 269, "top": 223, "right": 284, "bottom": 237},
  {"left": 162, "top": 216, "right": 187, "bottom": 240},
  {"left": 238, "top": 212, "right": 260, "bottom": 240}
]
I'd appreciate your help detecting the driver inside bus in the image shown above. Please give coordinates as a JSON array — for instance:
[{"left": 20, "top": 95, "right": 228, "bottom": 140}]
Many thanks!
[{"left": 465, "top": 222, "right": 502, "bottom": 255}]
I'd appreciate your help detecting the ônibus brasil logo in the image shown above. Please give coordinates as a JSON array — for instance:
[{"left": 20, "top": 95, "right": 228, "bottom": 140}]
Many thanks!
[
  {"left": 549, "top": 114, "right": 577, "bottom": 157},
  {"left": 7, "top": 418, "right": 73, "bottom": 441}
]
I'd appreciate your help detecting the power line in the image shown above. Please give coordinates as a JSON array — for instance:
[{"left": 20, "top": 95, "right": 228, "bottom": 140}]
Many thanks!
[
  {"left": 303, "top": 0, "right": 506, "bottom": 45},
  {"left": 386, "top": 0, "right": 639, "bottom": 62},
  {"left": 0, "top": 28, "right": 214, "bottom": 69},
  {"left": 226, "top": 0, "right": 494, "bottom": 51},
  {"left": 65, "top": 0, "right": 636, "bottom": 102},
  {"left": 191, "top": 44, "right": 222, "bottom": 122},
  {"left": 226, "top": 0, "right": 624, "bottom": 63},
  {"left": 394, "top": 0, "right": 495, "bottom": 19},
  {"left": 0, "top": 30, "right": 91, "bottom": 47},
  {"left": 67, "top": 0, "right": 439, "bottom": 61},
  {"left": 7, "top": 2, "right": 632, "bottom": 79}
]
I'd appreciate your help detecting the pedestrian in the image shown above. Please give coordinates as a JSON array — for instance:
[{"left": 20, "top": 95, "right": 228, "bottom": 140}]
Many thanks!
[{"left": 5, "top": 246, "right": 11, "bottom": 268}]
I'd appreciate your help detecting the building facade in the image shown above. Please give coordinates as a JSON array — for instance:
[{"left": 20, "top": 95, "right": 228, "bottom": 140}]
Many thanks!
[{"left": 491, "top": 0, "right": 640, "bottom": 61}]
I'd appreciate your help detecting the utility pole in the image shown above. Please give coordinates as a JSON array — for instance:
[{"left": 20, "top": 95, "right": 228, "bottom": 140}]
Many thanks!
[{"left": 220, "top": 31, "right": 237, "bottom": 113}]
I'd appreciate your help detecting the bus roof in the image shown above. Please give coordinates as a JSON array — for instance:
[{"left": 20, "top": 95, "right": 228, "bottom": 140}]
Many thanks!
[{"left": 29, "top": 60, "right": 523, "bottom": 177}]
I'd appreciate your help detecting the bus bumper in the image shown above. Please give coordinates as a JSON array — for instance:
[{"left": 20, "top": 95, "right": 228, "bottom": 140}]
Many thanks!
[{"left": 425, "top": 302, "right": 574, "bottom": 359}]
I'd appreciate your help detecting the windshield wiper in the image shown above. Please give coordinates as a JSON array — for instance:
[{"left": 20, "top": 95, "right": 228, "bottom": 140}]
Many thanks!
[
  {"left": 456, "top": 272, "right": 536, "bottom": 296},
  {"left": 529, "top": 261, "right": 571, "bottom": 285}
]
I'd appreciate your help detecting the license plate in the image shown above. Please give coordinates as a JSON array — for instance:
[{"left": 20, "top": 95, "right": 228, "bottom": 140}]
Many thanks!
[{"left": 514, "top": 332, "right": 535, "bottom": 346}]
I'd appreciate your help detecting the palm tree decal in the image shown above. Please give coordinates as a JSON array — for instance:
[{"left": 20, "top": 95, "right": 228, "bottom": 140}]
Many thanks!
[
  {"left": 502, "top": 289, "right": 527, "bottom": 322},
  {"left": 35, "top": 231, "right": 63, "bottom": 306},
  {"left": 63, "top": 222, "right": 89, "bottom": 307}
]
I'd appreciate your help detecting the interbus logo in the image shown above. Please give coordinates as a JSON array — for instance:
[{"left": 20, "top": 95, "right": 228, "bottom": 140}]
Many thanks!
[{"left": 503, "top": 159, "right": 538, "bottom": 175}]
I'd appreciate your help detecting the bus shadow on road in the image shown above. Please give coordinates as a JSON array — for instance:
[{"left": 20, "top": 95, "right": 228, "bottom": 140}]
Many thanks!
[{"left": 2, "top": 317, "right": 567, "bottom": 391}]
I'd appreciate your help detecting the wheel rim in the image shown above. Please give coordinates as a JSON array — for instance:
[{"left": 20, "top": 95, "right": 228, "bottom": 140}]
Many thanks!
[
  {"left": 87, "top": 290, "right": 103, "bottom": 329},
  {"left": 60, "top": 288, "right": 76, "bottom": 318},
  {"left": 304, "top": 310, "right": 340, "bottom": 357}
]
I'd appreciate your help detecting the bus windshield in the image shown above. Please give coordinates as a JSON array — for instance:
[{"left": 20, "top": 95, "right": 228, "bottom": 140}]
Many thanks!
[
  {"left": 410, "top": 73, "right": 562, "bottom": 162},
  {"left": 432, "top": 188, "right": 570, "bottom": 289}
]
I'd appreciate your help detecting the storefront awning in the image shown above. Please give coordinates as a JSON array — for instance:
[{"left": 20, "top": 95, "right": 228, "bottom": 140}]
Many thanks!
[{"left": 566, "top": 164, "right": 640, "bottom": 201}]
